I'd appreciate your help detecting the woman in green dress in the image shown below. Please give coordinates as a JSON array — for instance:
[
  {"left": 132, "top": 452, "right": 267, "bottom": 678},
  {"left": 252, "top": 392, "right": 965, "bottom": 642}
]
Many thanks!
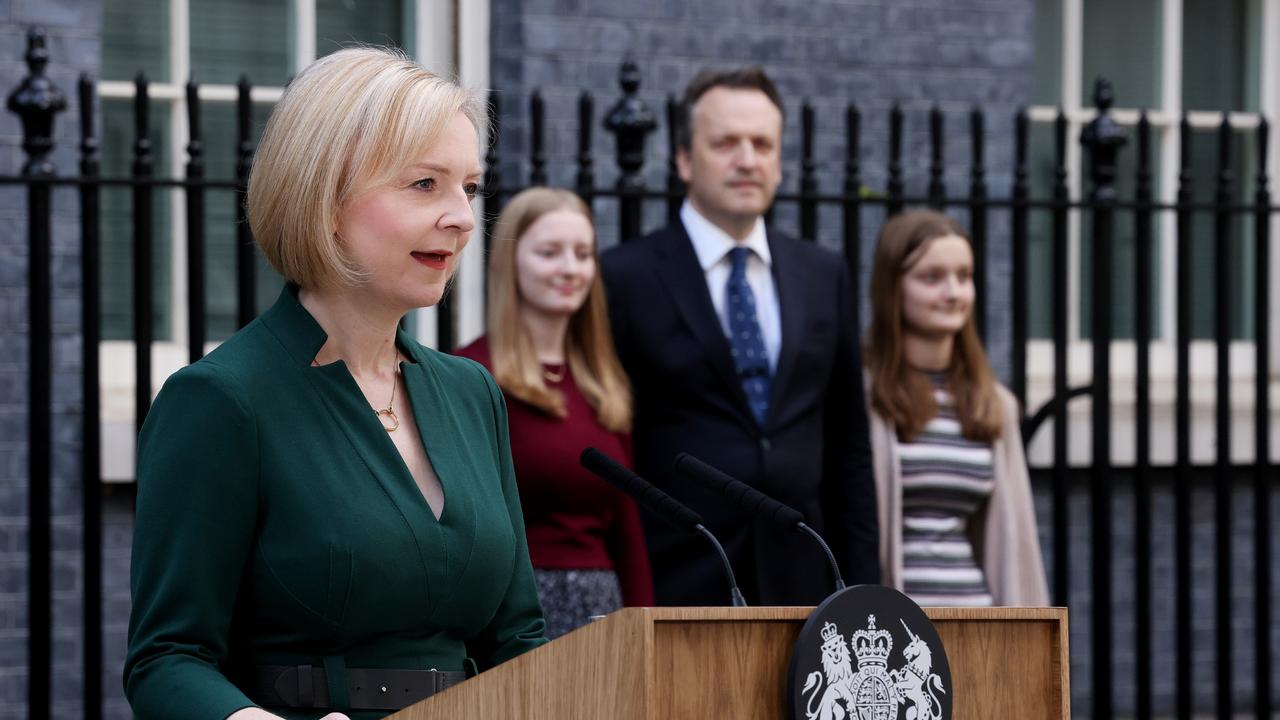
[{"left": 124, "top": 48, "right": 547, "bottom": 720}]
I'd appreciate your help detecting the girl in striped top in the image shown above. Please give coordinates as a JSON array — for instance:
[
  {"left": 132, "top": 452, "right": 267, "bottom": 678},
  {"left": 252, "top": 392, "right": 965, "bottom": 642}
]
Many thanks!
[{"left": 864, "top": 210, "right": 1049, "bottom": 607}]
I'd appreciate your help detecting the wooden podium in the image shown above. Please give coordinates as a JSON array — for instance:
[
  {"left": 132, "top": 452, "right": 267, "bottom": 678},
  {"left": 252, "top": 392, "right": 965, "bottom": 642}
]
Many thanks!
[{"left": 389, "top": 606, "right": 1069, "bottom": 719}]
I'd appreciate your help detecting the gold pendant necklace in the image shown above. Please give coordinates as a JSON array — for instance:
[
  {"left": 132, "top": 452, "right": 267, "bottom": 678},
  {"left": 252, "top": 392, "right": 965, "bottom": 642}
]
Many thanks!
[
  {"left": 312, "top": 351, "right": 401, "bottom": 432},
  {"left": 543, "top": 365, "right": 565, "bottom": 383},
  {"left": 376, "top": 368, "right": 400, "bottom": 432}
]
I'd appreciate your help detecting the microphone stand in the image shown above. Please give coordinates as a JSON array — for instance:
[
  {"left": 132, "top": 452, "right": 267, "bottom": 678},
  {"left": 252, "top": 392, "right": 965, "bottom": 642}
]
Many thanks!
[
  {"left": 796, "top": 523, "right": 846, "bottom": 592},
  {"left": 694, "top": 525, "right": 748, "bottom": 607}
]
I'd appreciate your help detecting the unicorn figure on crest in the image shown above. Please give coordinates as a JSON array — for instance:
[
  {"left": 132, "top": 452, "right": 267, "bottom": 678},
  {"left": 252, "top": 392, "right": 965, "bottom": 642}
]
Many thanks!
[{"left": 890, "top": 620, "right": 946, "bottom": 720}]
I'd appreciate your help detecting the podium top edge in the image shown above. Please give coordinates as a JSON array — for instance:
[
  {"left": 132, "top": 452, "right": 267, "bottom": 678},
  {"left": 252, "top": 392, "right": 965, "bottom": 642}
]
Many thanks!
[{"left": 620, "top": 606, "right": 1067, "bottom": 623}]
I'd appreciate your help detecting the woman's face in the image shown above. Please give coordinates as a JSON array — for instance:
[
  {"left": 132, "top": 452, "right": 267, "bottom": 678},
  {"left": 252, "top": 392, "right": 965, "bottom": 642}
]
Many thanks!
[
  {"left": 514, "top": 209, "right": 596, "bottom": 319},
  {"left": 334, "top": 111, "right": 482, "bottom": 313},
  {"left": 900, "top": 234, "right": 975, "bottom": 338}
]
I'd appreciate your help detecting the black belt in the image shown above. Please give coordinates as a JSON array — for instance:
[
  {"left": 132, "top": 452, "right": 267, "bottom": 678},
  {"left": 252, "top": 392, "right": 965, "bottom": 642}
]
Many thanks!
[{"left": 248, "top": 664, "right": 467, "bottom": 711}]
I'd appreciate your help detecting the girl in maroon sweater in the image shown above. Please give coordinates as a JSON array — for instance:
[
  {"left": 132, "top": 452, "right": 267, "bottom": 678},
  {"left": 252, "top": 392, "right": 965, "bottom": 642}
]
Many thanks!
[{"left": 457, "top": 187, "right": 653, "bottom": 638}]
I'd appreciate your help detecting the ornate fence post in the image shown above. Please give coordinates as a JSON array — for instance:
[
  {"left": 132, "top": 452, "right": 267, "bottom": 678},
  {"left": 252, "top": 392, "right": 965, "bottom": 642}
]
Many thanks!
[
  {"left": 603, "top": 60, "right": 655, "bottom": 240},
  {"left": 665, "top": 94, "right": 684, "bottom": 224},
  {"left": 1081, "top": 78, "right": 1126, "bottom": 199},
  {"left": 77, "top": 71, "right": 104, "bottom": 720},
  {"left": 6, "top": 26, "right": 66, "bottom": 718},
  {"left": 234, "top": 76, "right": 255, "bottom": 329},
  {"left": 1010, "top": 108, "right": 1029, "bottom": 410},
  {"left": 8, "top": 29, "right": 65, "bottom": 176},
  {"left": 1079, "top": 75, "right": 1126, "bottom": 720}
]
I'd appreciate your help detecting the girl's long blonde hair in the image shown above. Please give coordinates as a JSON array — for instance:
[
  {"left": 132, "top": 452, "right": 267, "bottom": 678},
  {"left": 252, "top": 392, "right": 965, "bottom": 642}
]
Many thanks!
[
  {"left": 864, "top": 209, "right": 1003, "bottom": 442},
  {"left": 486, "top": 188, "right": 632, "bottom": 432}
]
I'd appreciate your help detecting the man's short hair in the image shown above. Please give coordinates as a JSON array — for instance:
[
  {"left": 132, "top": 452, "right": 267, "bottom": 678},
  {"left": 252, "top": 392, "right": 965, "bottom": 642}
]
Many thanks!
[{"left": 676, "top": 66, "right": 785, "bottom": 150}]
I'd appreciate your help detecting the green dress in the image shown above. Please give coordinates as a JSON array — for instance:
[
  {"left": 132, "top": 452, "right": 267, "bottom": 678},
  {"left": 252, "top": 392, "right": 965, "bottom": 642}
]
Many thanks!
[{"left": 124, "top": 286, "right": 548, "bottom": 720}]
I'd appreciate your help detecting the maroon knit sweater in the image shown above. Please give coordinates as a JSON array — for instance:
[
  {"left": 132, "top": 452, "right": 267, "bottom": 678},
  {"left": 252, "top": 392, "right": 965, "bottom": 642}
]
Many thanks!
[{"left": 456, "top": 337, "right": 654, "bottom": 607}]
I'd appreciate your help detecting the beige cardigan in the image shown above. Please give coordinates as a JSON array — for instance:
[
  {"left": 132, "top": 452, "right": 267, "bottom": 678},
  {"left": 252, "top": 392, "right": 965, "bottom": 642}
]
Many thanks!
[{"left": 868, "top": 382, "right": 1050, "bottom": 606}]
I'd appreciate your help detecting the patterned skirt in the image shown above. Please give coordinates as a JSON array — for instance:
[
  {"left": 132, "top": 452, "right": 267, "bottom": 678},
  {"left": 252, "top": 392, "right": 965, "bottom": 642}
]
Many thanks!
[{"left": 532, "top": 568, "right": 624, "bottom": 640}]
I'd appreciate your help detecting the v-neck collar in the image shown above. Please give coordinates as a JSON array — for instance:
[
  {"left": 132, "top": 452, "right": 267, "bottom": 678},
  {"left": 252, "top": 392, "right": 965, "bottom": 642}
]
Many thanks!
[
  {"left": 259, "top": 284, "right": 329, "bottom": 367},
  {"left": 255, "top": 285, "right": 485, "bottom": 618},
  {"left": 259, "top": 283, "right": 427, "bottom": 368},
  {"left": 261, "top": 284, "right": 449, "bottom": 520}
]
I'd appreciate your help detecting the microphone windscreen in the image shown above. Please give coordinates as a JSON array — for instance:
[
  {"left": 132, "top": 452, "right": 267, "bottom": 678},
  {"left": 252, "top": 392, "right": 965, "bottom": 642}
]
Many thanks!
[
  {"left": 580, "top": 448, "right": 704, "bottom": 531},
  {"left": 673, "top": 453, "right": 806, "bottom": 528}
]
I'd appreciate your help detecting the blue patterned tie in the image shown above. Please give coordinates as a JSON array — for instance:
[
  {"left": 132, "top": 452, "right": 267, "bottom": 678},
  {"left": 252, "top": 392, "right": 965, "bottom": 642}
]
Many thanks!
[{"left": 726, "top": 247, "right": 771, "bottom": 424}]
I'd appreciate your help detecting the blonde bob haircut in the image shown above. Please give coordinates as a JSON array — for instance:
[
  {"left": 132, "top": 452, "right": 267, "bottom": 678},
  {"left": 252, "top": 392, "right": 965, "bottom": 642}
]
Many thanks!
[
  {"left": 486, "top": 187, "right": 633, "bottom": 433},
  {"left": 248, "top": 46, "right": 483, "bottom": 289}
]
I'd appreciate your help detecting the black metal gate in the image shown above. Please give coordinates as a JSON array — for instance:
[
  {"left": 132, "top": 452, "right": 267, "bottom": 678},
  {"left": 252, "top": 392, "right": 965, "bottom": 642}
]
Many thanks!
[{"left": 4, "top": 29, "right": 1277, "bottom": 720}]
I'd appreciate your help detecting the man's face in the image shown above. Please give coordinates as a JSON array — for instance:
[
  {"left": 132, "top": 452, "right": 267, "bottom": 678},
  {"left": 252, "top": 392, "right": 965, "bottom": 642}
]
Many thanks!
[{"left": 677, "top": 87, "right": 783, "bottom": 237}]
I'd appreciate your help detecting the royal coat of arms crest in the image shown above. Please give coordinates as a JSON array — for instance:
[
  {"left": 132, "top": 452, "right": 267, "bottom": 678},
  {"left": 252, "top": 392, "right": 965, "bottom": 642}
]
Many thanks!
[{"left": 799, "top": 614, "right": 947, "bottom": 720}]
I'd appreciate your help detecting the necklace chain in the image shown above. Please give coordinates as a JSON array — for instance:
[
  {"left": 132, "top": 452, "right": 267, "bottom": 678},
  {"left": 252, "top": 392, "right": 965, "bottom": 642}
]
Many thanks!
[
  {"left": 543, "top": 364, "right": 565, "bottom": 383},
  {"left": 312, "top": 349, "right": 401, "bottom": 432}
]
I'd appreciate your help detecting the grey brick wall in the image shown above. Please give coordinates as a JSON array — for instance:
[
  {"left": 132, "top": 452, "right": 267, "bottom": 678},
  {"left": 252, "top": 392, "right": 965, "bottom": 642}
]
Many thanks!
[
  {"left": 490, "top": 0, "right": 1035, "bottom": 383},
  {"left": 0, "top": 2, "right": 130, "bottom": 718}
]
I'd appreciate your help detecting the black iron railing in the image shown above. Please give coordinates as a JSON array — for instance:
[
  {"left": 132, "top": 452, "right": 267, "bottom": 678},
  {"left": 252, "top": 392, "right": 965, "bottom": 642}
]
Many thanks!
[{"left": 3, "top": 28, "right": 1277, "bottom": 720}]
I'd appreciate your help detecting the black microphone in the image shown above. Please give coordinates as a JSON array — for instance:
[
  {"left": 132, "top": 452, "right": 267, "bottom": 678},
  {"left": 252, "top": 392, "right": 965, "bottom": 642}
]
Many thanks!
[
  {"left": 673, "top": 452, "right": 846, "bottom": 592},
  {"left": 580, "top": 447, "right": 747, "bottom": 607}
]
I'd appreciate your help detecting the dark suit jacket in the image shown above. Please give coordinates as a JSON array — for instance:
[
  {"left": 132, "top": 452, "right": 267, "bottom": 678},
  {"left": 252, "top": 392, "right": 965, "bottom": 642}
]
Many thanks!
[{"left": 601, "top": 222, "right": 879, "bottom": 606}]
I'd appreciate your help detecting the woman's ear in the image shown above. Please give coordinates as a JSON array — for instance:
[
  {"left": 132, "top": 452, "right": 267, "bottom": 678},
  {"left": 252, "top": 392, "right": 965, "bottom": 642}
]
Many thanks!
[{"left": 331, "top": 216, "right": 349, "bottom": 249}]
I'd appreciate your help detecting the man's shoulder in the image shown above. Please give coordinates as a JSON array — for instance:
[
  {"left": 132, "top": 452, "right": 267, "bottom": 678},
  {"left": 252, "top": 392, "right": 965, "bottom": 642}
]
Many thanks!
[
  {"left": 767, "top": 229, "right": 846, "bottom": 278},
  {"left": 601, "top": 224, "right": 682, "bottom": 275}
]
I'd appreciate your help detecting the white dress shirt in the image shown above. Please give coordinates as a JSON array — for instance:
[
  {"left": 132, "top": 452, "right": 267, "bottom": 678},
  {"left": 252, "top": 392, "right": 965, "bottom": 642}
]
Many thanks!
[{"left": 680, "top": 201, "right": 782, "bottom": 372}]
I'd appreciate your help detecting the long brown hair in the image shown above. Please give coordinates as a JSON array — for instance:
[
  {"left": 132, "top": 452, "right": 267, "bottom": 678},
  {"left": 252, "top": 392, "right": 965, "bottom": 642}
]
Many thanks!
[
  {"left": 864, "top": 209, "right": 1003, "bottom": 442},
  {"left": 486, "top": 187, "right": 632, "bottom": 432}
]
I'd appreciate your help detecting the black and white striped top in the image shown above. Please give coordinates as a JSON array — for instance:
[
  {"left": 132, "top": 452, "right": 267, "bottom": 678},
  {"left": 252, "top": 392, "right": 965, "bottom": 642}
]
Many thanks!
[{"left": 897, "top": 377, "right": 995, "bottom": 606}]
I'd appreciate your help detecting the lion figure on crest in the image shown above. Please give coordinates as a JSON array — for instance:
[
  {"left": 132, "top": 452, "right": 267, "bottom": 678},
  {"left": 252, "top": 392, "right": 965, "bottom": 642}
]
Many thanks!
[
  {"left": 802, "top": 622, "right": 857, "bottom": 720},
  {"left": 891, "top": 620, "right": 945, "bottom": 720}
]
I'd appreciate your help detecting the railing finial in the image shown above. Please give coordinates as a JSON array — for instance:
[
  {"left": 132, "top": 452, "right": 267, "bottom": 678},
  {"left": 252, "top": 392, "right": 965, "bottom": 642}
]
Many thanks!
[
  {"left": 604, "top": 59, "right": 656, "bottom": 192},
  {"left": 1080, "top": 75, "right": 1127, "bottom": 201},
  {"left": 6, "top": 28, "right": 67, "bottom": 177}
]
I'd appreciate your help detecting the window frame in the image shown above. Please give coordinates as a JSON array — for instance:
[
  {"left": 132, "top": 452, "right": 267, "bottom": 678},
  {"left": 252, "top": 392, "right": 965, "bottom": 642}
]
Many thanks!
[
  {"left": 96, "top": 0, "right": 490, "bottom": 480},
  {"left": 1022, "top": 0, "right": 1280, "bottom": 467}
]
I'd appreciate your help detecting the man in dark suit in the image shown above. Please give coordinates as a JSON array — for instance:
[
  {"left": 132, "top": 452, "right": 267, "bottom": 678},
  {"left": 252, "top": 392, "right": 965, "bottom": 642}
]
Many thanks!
[{"left": 601, "top": 67, "right": 878, "bottom": 606}]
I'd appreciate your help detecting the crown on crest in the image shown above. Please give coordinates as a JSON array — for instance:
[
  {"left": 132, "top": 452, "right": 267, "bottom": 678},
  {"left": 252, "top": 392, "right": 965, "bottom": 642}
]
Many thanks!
[
  {"left": 852, "top": 614, "right": 893, "bottom": 666},
  {"left": 819, "top": 621, "right": 847, "bottom": 656}
]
